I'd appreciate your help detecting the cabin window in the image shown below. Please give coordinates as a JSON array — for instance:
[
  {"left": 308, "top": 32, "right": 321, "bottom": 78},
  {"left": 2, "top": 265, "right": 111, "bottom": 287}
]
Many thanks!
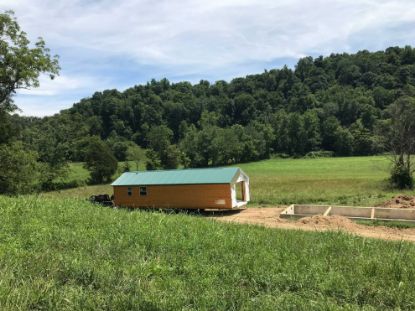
[
  {"left": 127, "top": 187, "right": 132, "bottom": 196},
  {"left": 139, "top": 186, "right": 147, "bottom": 196}
]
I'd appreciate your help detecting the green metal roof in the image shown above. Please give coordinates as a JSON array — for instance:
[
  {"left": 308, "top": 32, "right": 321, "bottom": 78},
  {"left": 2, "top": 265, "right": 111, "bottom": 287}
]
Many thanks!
[{"left": 111, "top": 167, "right": 242, "bottom": 186}]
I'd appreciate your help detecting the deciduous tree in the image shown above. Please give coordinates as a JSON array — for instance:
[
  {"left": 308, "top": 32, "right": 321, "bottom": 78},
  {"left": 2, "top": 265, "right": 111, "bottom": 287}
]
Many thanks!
[
  {"left": 0, "top": 142, "right": 41, "bottom": 194},
  {"left": 385, "top": 96, "right": 415, "bottom": 188},
  {"left": 0, "top": 11, "right": 59, "bottom": 112},
  {"left": 84, "top": 137, "right": 118, "bottom": 184}
]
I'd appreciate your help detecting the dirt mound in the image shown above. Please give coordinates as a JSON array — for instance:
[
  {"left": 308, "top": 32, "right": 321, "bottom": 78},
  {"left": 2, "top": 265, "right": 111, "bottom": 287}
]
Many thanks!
[
  {"left": 378, "top": 195, "right": 415, "bottom": 209},
  {"left": 299, "top": 215, "right": 356, "bottom": 229}
]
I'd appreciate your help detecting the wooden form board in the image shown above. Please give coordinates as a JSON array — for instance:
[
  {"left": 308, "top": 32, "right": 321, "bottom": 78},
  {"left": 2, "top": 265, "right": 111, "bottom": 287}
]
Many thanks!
[{"left": 280, "top": 204, "right": 415, "bottom": 222}]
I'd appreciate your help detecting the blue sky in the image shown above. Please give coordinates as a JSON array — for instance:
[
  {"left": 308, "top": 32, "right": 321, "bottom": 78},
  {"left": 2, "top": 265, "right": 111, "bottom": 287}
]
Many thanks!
[{"left": 1, "top": 0, "right": 415, "bottom": 116}]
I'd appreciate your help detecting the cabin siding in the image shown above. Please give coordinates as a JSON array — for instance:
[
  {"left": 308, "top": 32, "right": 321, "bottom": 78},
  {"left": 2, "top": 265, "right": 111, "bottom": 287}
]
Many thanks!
[{"left": 113, "top": 184, "right": 232, "bottom": 209}]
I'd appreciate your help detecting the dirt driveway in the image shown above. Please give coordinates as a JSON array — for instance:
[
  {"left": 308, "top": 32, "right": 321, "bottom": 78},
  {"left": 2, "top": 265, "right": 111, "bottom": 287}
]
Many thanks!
[{"left": 208, "top": 207, "right": 415, "bottom": 242}]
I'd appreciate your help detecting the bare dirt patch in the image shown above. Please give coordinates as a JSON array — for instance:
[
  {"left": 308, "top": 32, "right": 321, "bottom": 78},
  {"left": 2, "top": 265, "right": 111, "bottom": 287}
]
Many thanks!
[
  {"left": 209, "top": 208, "right": 415, "bottom": 242},
  {"left": 378, "top": 195, "right": 415, "bottom": 209},
  {"left": 299, "top": 215, "right": 356, "bottom": 229}
]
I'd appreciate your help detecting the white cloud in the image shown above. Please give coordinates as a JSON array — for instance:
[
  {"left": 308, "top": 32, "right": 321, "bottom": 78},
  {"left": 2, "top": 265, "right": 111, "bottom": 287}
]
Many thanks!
[
  {"left": 17, "top": 74, "right": 101, "bottom": 96},
  {"left": 1, "top": 0, "right": 415, "bottom": 116},
  {"left": 4, "top": 0, "right": 415, "bottom": 67},
  {"left": 14, "top": 96, "right": 76, "bottom": 117}
]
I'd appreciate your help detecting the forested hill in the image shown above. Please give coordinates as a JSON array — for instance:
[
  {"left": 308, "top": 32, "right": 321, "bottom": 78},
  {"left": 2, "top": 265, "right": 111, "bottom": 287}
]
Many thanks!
[{"left": 17, "top": 46, "right": 415, "bottom": 168}]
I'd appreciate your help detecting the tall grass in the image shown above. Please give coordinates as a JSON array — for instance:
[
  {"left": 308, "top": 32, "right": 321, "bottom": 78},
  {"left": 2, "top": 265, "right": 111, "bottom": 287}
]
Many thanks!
[{"left": 1, "top": 196, "right": 415, "bottom": 310}]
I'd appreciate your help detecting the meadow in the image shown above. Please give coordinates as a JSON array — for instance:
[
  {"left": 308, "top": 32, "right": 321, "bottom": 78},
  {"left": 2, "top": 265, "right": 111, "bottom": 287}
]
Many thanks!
[
  {"left": 240, "top": 155, "right": 414, "bottom": 206},
  {"left": 1, "top": 195, "right": 415, "bottom": 310},
  {"left": 59, "top": 156, "right": 412, "bottom": 206}
]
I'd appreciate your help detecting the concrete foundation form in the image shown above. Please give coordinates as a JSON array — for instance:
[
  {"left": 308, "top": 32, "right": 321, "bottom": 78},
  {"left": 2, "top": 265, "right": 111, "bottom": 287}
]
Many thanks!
[{"left": 280, "top": 204, "right": 415, "bottom": 222}]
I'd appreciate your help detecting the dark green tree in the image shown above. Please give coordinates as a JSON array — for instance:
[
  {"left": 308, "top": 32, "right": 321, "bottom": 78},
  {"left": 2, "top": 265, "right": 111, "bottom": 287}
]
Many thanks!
[
  {"left": 350, "top": 120, "right": 376, "bottom": 155},
  {"left": 287, "top": 113, "right": 306, "bottom": 155},
  {"left": 110, "top": 141, "right": 129, "bottom": 161},
  {"left": 303, "top": 110, "right": 321, "bottom": 152},
  {"left": 84, "top": 137, "right": 118, "bottom": 184},
  {"left": 145, "top": 125, "right": 182, "bottom": 169},
  {"left": 333, "top": 127, "right": 354, "bottom": 156},
  {"left": 146, "top": 125, "right": 172, "bottom": 152},
  {"left": 145, "top": 149, "right": 162, "bottom": 170},
  {"left": 161, "top": 145, "right": 181, "bottom": 169},
  {"left": 0, "top": 142, "right": 41, "bottom": 194}
]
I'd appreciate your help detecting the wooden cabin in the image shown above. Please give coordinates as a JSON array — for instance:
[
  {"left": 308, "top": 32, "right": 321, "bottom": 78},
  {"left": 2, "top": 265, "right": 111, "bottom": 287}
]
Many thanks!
[{"left": 111, "top": 167, "right": 250, "bottom": 209}]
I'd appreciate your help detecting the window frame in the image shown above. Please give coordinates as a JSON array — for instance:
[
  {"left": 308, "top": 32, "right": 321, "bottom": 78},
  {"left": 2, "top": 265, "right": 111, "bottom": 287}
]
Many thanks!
[
  {"left": 127, "top": 187, "right": 132, "bottom": 196},
  {"left": 139, "top": 186, "right": 147, "bottom": 196}
]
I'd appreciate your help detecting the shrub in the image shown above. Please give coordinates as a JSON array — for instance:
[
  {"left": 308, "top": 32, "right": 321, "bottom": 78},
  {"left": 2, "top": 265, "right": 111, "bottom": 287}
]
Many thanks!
[
  {"left": 271, "top": 153, "right": 291, "bottom": 159},
  {"left": 305, "top": 150, "right": 334, "bottom": 158},
  {"left": 390, "top": 162, "right": 413, "bottom": 189},
  {"left": 42, "top": 179, "right": 87, "bottom": 191}
]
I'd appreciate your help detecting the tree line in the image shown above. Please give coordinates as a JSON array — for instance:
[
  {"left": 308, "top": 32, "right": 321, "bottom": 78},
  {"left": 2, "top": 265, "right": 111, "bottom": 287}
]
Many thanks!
[
  {"left": 1, "top": 10, "right": 415, "bottom": 194},
  {"left": 18, "top": 46, "right": 415, "bottom": 165}
]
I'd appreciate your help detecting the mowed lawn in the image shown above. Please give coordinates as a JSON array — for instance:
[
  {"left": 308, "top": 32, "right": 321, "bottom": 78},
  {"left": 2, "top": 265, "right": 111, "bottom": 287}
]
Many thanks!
[
  {"left": 57, "top": 156, "right": 413, "bottom": 206},
  {"left": 1, "top": 196, "right": 415, "bottom": 310}
]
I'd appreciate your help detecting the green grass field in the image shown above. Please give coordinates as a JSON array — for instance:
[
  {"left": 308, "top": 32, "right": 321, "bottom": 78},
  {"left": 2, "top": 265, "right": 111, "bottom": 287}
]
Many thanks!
[
  {"left": 1, "top": 196, "right": 415, "bottom": 310},
  {"left": 239, "top": 156, "right": 414, "bottom": 206},
  {"left": 3, "top": 156, "right": 415, "bottom": 309},
  {"left": 60, "top": 156, "right": 413, "bottom": 206},
  {"left": 64, "top": 160, "right": 147, "bottom": 187}
]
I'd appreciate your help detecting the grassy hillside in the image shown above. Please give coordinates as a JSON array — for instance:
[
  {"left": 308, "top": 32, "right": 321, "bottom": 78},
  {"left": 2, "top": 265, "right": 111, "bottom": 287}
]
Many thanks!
[
  {"left": 1, "top": 196, "right": 415, "bottom": 310},
  {"left": 62, "top": 160, "right": 147, "bottom": 187},
  {"left": 60, "top": 156, "right": 412, "bottom": 206}
]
